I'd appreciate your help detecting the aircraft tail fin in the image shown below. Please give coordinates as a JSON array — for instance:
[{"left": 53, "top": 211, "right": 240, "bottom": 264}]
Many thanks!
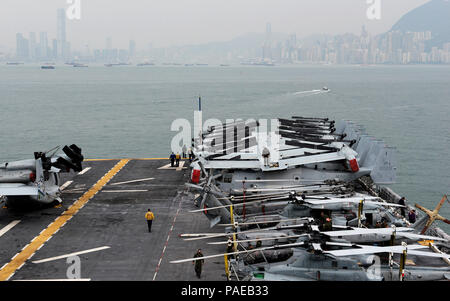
[{"left": 337, "top": 120, "right": 396, "bottom": 184}]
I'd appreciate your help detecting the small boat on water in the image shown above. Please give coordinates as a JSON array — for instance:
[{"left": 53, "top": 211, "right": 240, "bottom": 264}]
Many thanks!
[
  {"left": 73, "top": 63, "right": 88, "bottom": 67},
  {"left": 105, "top": 62, "right": 130, "bottom": 67},
  {"left": 41, "top": 65, "right": 55, "bottom": 69},
  {"left": 137, "top": 62, "right": 155, "bottom": 66}
]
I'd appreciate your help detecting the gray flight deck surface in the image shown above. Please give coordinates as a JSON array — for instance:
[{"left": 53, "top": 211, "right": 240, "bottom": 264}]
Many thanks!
[{"left": 0, "top": 159, "right": 225, "bottom": 281}]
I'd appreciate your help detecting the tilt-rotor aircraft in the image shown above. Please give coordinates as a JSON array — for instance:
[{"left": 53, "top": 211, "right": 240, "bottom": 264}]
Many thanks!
[{"left": 0, "top": 144, "right": 83, "bottom": 206}]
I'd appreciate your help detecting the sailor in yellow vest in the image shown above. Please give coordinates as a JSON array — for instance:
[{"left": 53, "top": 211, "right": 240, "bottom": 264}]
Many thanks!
[
  {"left": 175, "top": 152, "right": 181, "bottom": 167},
  {"left": 145, "top": 209, "right": 155, "bottom": 232}
]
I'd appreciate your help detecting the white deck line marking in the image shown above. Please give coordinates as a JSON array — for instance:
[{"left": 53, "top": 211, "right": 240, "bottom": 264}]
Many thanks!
[
  {"left": 14, "top": 278, "right": 91, "bottom": 281},
  {"left": 152, "top": 199, "right": 183, "bottom": 281},
  {"left": 109, "top": 177, "right": 155, "bottom": 186},
  {"left": 158, "top": 163, "right": 188, "bottom": 170},
  {"left": 32, "top": 246, "right": 110, "bottom": 264},
  {"left": 78, "top": 167, "right": 92, "bottom": 175},
  {"left": 158, "top": 163, "right": 172, "bottom": 170},
  {"left": 60, "top": 181, "right": 73, "bottom": 191},
  {"left": 0, "top": 160, "right": 128, "bottom": 281},
  {"left": 0, "top": 220, "right": 21, "bottom": 238},
  {"left": 102, "top": 190, "right": 148, "bottom": 193},
  {"left": 176, "top": 161, "right": 185, "bottom": 171}
]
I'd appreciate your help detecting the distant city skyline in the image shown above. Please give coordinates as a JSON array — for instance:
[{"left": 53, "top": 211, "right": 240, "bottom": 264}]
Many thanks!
[
  {"left": 4, "top": 0, "right": 450, "bottom": 65},
  {"left": 0, "top": 0, "right": 430, "bottom": 51},
  {"left": 9, "top": 20, "right": 450, "bottom": 65}
]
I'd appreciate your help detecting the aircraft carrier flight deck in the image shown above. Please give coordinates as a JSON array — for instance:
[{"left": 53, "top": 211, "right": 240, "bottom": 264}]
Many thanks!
[{"left": 0, "top": 159, "right": 224, "bottom": 281}]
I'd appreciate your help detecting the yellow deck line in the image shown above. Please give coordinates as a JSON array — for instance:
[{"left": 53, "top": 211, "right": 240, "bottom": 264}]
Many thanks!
[{"left": 0, "top": 159, "right": 130, "bottom": 281}]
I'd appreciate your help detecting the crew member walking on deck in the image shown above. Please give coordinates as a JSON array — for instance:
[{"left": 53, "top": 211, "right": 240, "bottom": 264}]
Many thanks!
[
  {"left": 170, "top": 152, "right": 176, "bottom": 167},
  {"left": 193, "top": 249, "right": 204, "bottom": 278},
  {"left": 145, "top": 209, "right": 154, "bottom": 232}
]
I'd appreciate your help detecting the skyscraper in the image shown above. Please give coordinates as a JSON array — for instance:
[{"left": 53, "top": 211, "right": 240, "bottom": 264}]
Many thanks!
[
  {"left": 57, "top": 8, "right": 66, "bottom": 60},
  {"left": 16, "top": 33, "right": 29, "bottom": 60},
  {"left": 29, "top": 32, "right": 37, "bottom": 60},
  {"left": 52, "top": 39, "right": 58, "bottom": 59},
  {"left": 263, "top": 23, "right": 272, "bottom": 60},
  {"left": 39, "top": 32, "right": 48, "bottom": 59}
]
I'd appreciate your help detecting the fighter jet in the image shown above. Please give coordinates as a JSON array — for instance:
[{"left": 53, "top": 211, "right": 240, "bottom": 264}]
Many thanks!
[{"left": 0, "top": 144, "right": 84, "bottom": 206}]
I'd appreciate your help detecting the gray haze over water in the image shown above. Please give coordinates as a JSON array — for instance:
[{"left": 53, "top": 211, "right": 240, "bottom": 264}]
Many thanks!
[
  {"left": 0, "top": 0, "right": 429, "bottom": 49},
  {"left": 0, "top": 64, "right": 449, "bottom": 230}
]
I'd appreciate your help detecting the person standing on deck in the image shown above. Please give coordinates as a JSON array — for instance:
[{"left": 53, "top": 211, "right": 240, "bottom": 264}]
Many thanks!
[
  {"left": 408, "top": 209, "right": 417, "bottom": 224},
  {"left": 193, "top": 249, "right": 204, "bottom": 278},
  {"left": 175, "top": 152, "right": 181, "bottom": 167},
  {"left": 188, "top": 147, "right": 194, "bottom": 162},
  {"left": 170, "top": 152, "right": 176, "bottom": 167},
  {"left": 398, "top": 197, "right": 406, "bottom": 217},
  {"left": 262, "top": 147, "right": 270, "bottom": 166},
  {"left": 319, "top": 211, "right": 332, "bottom": 231},
  {"left": 182, "top": 145, "right": 187, "bottom": 159},
  {"left": 145, "top": 209, "right": 155, "bottom": 232},
  {"left": 227, "top": 237, "right": 234, "bottom": 254}
]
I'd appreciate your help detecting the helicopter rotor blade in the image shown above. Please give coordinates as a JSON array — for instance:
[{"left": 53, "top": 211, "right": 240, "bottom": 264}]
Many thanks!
[
  {"left": 216, "top": 218, "right": 306, "bottom": 226},
  {"left": 182, "top": 220, "right": 312, "bottom": 241},
  {"left": 170, "top": 242, "right": 306, "bottom": 264},
  {"left": 188, "top": 198, "right": 291, "bottom": 213},
  {"left": 207, "top": 234, "right": 308, "bottom": 245}
]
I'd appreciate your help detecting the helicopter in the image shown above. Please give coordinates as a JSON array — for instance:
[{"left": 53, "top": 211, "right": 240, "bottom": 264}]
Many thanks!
[{"left": 0, "top": 144, "right": 83, "bottom": 206}]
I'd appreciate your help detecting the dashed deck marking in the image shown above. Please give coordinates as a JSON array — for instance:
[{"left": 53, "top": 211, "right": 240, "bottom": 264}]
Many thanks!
[
  {"left": 78, "top": 167, "right": 92, "bottom": 175},
  {"left": 32, "top": 246, "right": 110, "bottom": 264},
  {"left": 110, "top": 177, "right": 154, "bottom": 186},
  {"left": 59, "top": 181, "right": 73, "bottom": 191},
  {"left": 152, "top": 197, "right": 183, "bottom": 281},
  {"left": 0, "top": 159, "right": 130, "bottom": 281},
  {"left": 0, "top": 220, "right": 21, "bottom": 238}
]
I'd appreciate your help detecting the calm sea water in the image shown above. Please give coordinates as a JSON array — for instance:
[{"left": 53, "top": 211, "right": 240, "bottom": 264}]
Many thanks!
[{"left": 0, "top": 64, "right": 449, "bottom": 230}]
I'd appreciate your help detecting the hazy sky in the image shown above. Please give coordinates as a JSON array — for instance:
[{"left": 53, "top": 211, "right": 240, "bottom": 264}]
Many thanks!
[{"left": 1, "top": 0, "right": 430, "bottom": 50}]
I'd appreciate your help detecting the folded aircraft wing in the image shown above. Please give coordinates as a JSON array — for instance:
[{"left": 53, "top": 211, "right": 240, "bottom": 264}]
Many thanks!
[{"left": 0, "top": 184, "right": 39, "bottom": 196}]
